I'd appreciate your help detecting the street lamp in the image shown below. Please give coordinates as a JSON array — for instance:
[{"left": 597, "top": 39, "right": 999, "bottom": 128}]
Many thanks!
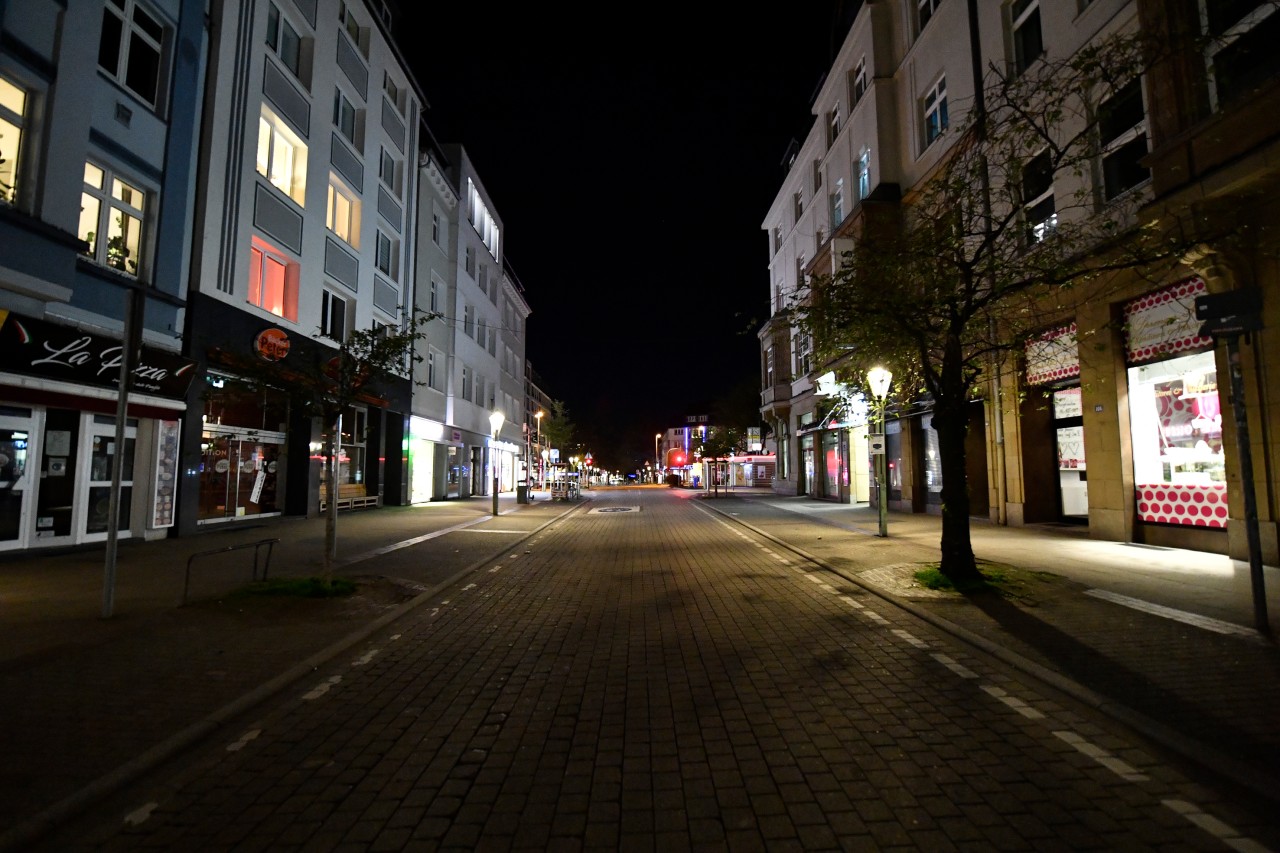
[
  {"left": 867, "top": 366, "right": 893, "bottom": 538},
  {"left": 534, "top": 410, "right": 543, "bottom": 488},
  {"left": 489, "top": 409, "right": 505, "bottom": 517}
]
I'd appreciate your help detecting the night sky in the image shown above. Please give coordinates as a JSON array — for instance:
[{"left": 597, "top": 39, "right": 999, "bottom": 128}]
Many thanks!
[{"left": 396, "top": 5, "right": 859, "bottom": 470}]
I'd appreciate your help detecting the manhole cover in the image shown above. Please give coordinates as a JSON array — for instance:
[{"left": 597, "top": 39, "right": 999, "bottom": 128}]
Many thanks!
[{"left": 590, "top": 506, "right": 639, "bottom": 514}]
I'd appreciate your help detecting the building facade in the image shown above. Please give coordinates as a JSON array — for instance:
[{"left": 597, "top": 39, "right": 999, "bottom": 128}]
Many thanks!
[
  {"left": 0, "top": 0, "right": 205, "bottom": 553},
  {"left": 760, "top": 0, "right": 1280, "bottom": 562}
]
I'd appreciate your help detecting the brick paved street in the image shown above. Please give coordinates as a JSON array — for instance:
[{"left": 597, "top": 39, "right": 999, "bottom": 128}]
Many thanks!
[{"left": 36, "top": 489, "right": 1279, "bottom": 851}]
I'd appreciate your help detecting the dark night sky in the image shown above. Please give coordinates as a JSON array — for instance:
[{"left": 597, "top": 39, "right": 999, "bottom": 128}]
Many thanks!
[{"left": 396, "top": 5, "right": 858, "bottom": 470}]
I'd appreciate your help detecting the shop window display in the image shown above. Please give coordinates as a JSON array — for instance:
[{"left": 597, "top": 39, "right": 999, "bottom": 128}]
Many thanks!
[{"left": 1127, "top": 351, "right": 1226, "bottom": 527}]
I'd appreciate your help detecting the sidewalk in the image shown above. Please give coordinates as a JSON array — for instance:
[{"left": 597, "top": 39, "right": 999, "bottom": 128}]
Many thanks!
[{"left": 703, "top": 492, "right": 1280, "bottom": 806}]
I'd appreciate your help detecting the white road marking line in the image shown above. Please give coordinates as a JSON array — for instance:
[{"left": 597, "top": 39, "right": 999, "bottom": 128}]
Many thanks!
[
  {"left": 460, "top": 529, "right": 528, "bottom": 534},
  {"left": 488, "top": 566, "right": 502, "bottom": 573},
  {"left": 863, "top": 611, "right": 889, "bottom": 624},
  {"left": 839, "top": 595, "right": 865, "bottom": 609},
  {"left": 804, "top": 574, "right": 825, "bottom": 585},
  {"left": 389, "top": 634, "right": 401, "bottom": 641},
  {"left": 891, "top": 629, "right": 928, "bottom": 649},
  {"left": 818, "top": 583, "right": 836, "bottom": 592},
  {"left": 123, "top": 802, "right": 159, "bottom": 826},
  {"left": 1162, "top": 800, "right": 1274, "bottom": 853},
  {"left": 1084, "top": 589, "right": 1260, "bottom": 639},
  {"left": 352, "top": 650, "right": 379, "bottom": 667},
  {"left": 981, "top": 685, "right": 1045, "bottom": 719},
  {"left": 226, "top": 729, "right": 261, "bottom": 752},
  {"left": 932, "top": 653, "right": 977, "bottom": 679},
  {"left": 1053, "top": 730, "right": 1149, "bottom": 782},
  {"left": 301, "top": 675, "right": 342, "bottom": 700},
  {"left": 461, "top": 583, "right": 477, "bottom": 591}
]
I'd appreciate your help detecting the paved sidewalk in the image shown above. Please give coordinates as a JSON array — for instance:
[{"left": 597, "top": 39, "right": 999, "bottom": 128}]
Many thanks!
[
  {"left": 2, "top": 486, "right": 1279, "bottom": 849},
  {"left": 699, "top": 492, "right": 1280, "bottom": 806}
]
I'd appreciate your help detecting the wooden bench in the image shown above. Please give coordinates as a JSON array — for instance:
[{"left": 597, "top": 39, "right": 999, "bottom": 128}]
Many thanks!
[{"left": 320, "top": 482, "right": 381, "bottom": 512}]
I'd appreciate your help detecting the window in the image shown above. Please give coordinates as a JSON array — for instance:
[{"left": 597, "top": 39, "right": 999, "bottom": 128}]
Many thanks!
[
  {"left": 463, "top": 304, "right": 475, "bottom": 338},
  {"left": 792, "top": 192, "right": 803, "bottom": 220},
  {"left": 256, "top": 106, "right": 307, "bottom": 205},
  {"left": 857, "top": 148, "right": 870, "bottom": 200},
  {"left": 1202, "top": 1, "right": 1280, "bottom": 109},
  {"left": 432, "top": 213, "right": 442, "bottom": 246},
  {"left": 465, "top": 245, "right": 475, "bottom": 276},
  {"left": 427, "top": 348, "right": 442, "bottom": 391},
  {"left": 461, "top": 365, "right": 471, "bottom": 401},
  {"left": 923, "top": 76, "right": 948, "bottom": 148},
  {"left": 488, "top": 325, "right": 497, "bottom": 356},
  {"left": 0, "top": 74, "right": 26, "bottom": 205},
  {"left": 1012, "top": 0, "right": 1044, "bottom": 76},
  {"left": 772, "top": 227, "right": 781, "bottom": 253},
  {"left": 852, "top": 57, "right": 867, "bottom": 106},
  {"left": 98, "top": 0, "right": 163, "bottom": 108},
  {"left": 1022, "top": 150, "right": 1056, "bottom": 243},
  {"left": 326, "top": 174, "right": 359, "bottom": 246},
  {"left": 476, "top": 319, "right": 487, "bottom": 351},
  {"left": 379, "top": 147, "right": 400, "bottom": 197},
  {"left": 333, "top": 88, "right": 358, "bottom": 148},
  {"left": 338, "top": 2, "right": 367, "bottom": 57},
  {"left": 383, "top": 72, "right": 404, "bottom": 114},
  {"left": 918, "top": 0, "right": 943, "bottom": 32},
  {"left": 827, "top": 105, "right": 840, "bottom": 147},
  {"left": 1098, "top": 79, "right": 1149, "bottom": 200},
  {"left": 831, "top": 179, "right": 845, "bottom": 226},
  {"left": 479, "top": 264, "right": 489, "bottom": 299},
  {"left": 321, "top": 290, "right": 347, "bottom": 341},
  {"left": 248, "top": 237, "right": 299, "bottom": 322},
  {"left": 795, "top": 253, "right": 806, "bottom": 286},
  {"left": 429, "top": 275, "right": 441, "bottom": 313},
  {"left": 265, "top": 3, "right": 301, "bottom": 79},
  {"left": 812, "top": 161, "right": 822, "bottom": 193},
  {"left": 376, "top": 230, "right": 398, "bottom": 279},
  {"left": 79, "top": 162, "right": 147, "bottom": 276}
]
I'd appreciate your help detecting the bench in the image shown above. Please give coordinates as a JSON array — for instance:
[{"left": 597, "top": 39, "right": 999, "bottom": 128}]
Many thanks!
[{"left": 320, "top": 482, "right": 381, "bottom": 512}]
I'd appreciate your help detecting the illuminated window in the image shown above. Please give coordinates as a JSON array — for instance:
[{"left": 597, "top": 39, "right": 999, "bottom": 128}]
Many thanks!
[
  {"left": 98, "top": 0, "right": 164, "bottom": 108},
  {"left": 831, "top": 179, "right": 844, "bottom": 226},
  {"left": 857, "top": 148, "right": 871, "bottom": 200},
  {"left": 248, "top": 236, "right": 299, "bottom": 322},
  {"left": 256, "top": 106, "right": 307, "bottom": 205},
  {"left": 0, "top": 74, "right": 27, "bottom": 205},
  {"left": 326, "top": 174, "right": 359, "bottom": 246},
  {"left": 80, "top": 161, "right": 148, "bottom": 277}
]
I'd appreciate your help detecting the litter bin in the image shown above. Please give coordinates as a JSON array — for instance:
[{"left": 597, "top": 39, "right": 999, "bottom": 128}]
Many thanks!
[{"left": 516, "top": 480, "right": 530, "bottom": 504}]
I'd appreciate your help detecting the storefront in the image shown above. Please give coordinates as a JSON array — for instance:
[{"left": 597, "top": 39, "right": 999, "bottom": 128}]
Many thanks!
[
  {"left": 1024, "top": 322, "right": 1088, "bottom": 522},
  {"left": 1123, "top": 278, "right": 1228, "bottom": 537},
  {"left": 0, "top": 310, "right": 195, "bottom": 552}
]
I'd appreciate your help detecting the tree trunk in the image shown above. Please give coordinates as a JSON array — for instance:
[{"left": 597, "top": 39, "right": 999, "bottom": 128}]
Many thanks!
[
  {"left": 935, "top": 337, "right": 980, "bottom": 582},
  {"left": 323, "top": 422, "right": 339, "bottom": 582}
]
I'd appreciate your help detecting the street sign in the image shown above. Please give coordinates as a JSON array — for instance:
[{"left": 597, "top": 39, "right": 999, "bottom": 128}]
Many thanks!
[
  {"left": 868, "top": 434, "right": 885, "bottom": 455},
  {"left": 1195, "top": 288, "right": 1262, "bottom": 337}
]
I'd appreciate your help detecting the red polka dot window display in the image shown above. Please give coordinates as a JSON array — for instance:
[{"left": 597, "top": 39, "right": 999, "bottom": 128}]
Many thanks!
[
  {"left": 1136, "top": 483, "right": 1228, "bottom": 528},
  {"left": 1123, "top": 277, "right": 1213, "bottom": 366}
]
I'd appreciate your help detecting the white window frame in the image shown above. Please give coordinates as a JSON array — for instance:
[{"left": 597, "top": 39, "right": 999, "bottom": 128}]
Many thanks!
[
  {"left": 427, "top": 347, "right": 443, "bottom": 391},
  {"left": 257, "top": 105, "right": 308, "bottom": 206},
  {"left": 1200, "top": 0, "right": 1279, "bottom": 111},
  {"left": 828, "top": 105, "right": 840, "bottom": 147},
  {"left": 98, "top": 0, "right": 164, "bottom": 109},
  {"left": 265, "top": 2, "right": 303, "bottom": 81},
  {"left": 1022, "top": 150, "right": 1057, "bottom": 243},
  {"left": 247, "top": 237, "right": 299, "bottom": 322},
  {"left": 923, "top": 76, "right": 948, "bottom": 149},
  {"left": 333, "top": 87, "right": 359, "bottom": 149},
  {"left": 918, "top": 0, "right": 942, "bottom": 32},
  {"left": 831, "top": 179, "right": 844, "bottom": 226},
  {"left": 465, "top": 245, "right": 475, "bottom": 276},
  {"left": 1012, "top": 0, "right": 1044, "bottom": 76},
  {"left": 1098, "top": 78, "right": 1150, "bottom": 202},
  {"left": 463, "top": 303, "right": 475, "bottom": 338},
  {"left": 379, "top": 146, "right": 400, "bottom": 198},
  {"left": 461, "top": 365, "right": 471, "bottom": 401},
  {"left": 79, "top": 161, "right": 149, "bottom": 278},
  {"left": 0, "top": 72, "right": 29, "bottom": 206},
  {"left": 431, "top": 212, "right": 442, "bottom": 247},
  {"left": 852, "top": 57, "right": 868, "bottom": 106},
  {"left": 326, "top": 173, "right": 359, "bottom": 246},
  {"left": 338, "top": 2, "right": 368, "bottom": 57},
  {"left": 857, "top": 148, "right": 871, "bottom": 201},
  {"left": 429, "top": 274, "right": 442, "bottom": 313},
  {"left": 375, "top": 229, "right": 398, "bottom": 280}
]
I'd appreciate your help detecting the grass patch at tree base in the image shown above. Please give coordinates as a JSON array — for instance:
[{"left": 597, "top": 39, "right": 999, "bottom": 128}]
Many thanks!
[
  {"left": 237, "top": 577, "right": 358, "bottom": 598},
  {"left": 914, "top": 561, "right": 1060, "bottom": 604}
]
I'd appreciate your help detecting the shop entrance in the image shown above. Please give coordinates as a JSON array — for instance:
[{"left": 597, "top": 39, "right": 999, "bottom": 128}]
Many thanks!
[{"left": 0, "top": 406, "right": 34, "bottom": 551}]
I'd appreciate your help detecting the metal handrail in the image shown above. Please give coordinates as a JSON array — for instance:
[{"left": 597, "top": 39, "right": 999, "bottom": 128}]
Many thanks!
[{"left": 182, "top": 538, "right": 280, "bottom": 606}]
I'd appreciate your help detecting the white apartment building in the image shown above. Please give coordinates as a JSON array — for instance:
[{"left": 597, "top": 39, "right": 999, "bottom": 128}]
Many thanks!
[{"left": 181, "top": 0, "right": 423, "bottom": 530}]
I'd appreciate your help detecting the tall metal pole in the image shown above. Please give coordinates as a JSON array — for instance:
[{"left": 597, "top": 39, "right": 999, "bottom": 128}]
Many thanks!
[
  {"left": 1225, "top": 335, "right": 1269, "bottom": 634},
  {"left": 877, "top": 401, "right": 888, "bottom": 538},
  {"left": 104, "top": 288, "right": 144, "bottom": 618}
]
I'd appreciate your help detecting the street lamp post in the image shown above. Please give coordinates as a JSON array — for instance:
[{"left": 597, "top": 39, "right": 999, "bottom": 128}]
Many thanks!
[
  {"left": 534, "top": 410, "right": 543, "bottom": 489},
  {"left": 655, "top": 432, "right": 662, "bottom": 479},
  {"left": 867, "top": 367, "right": 893, "bottom": 538},
  {"left": 489, "top": 410, "right": 505, "bottom": 517}
]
